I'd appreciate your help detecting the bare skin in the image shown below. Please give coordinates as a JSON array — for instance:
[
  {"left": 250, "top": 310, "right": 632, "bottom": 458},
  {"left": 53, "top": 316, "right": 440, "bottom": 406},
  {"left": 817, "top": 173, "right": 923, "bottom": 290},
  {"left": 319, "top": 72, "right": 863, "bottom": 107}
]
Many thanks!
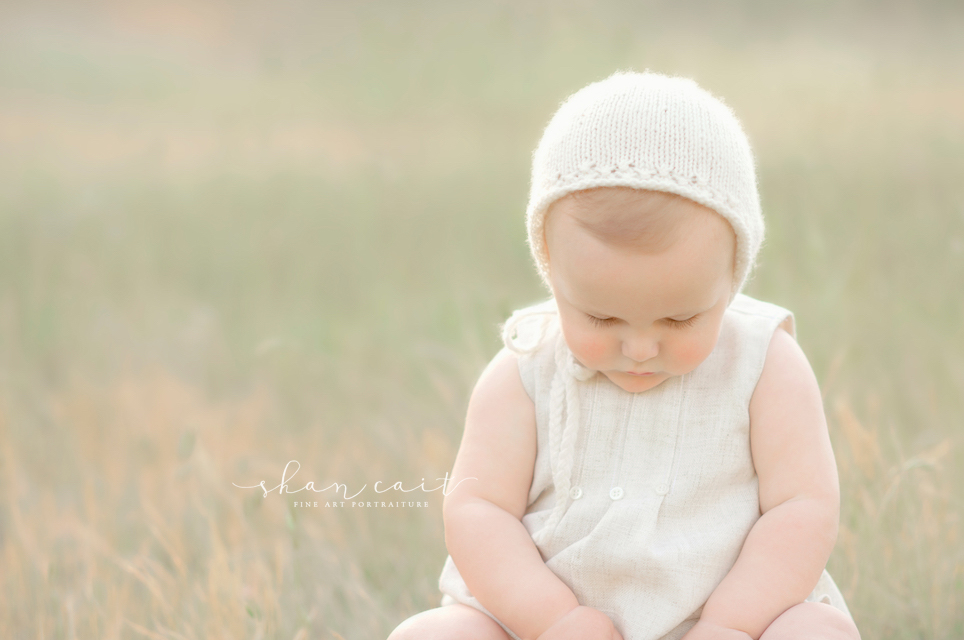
[
  {"left": 389, "top": 603, "right": 624, "bottom": 640},
  {"left": 388, "top": 188, "right": 860, "bottom": 640}
]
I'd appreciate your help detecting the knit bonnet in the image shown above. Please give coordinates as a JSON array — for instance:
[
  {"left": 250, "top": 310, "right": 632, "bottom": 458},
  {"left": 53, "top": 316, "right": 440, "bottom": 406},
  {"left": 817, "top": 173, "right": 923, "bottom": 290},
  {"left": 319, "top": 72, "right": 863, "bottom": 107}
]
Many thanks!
[{"left": 526, "top": 71, "right": 764, "bottom": 302}]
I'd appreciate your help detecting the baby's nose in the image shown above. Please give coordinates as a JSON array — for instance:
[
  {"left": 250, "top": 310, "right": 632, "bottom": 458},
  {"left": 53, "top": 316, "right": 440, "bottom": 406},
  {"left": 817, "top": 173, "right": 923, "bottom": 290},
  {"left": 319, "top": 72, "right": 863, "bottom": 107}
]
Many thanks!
[{"left": 621, "top": 334, "right": 658, "bottom": 363}]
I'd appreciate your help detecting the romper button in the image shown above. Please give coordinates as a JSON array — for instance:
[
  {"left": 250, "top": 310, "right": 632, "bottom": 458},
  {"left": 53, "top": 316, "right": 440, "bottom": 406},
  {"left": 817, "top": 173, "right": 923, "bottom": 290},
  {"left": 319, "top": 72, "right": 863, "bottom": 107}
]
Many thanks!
[
  {"left": 655, "top": 482, "right": 669, "bottom": 495},
  {"left": 609, "top": 487, "right": 624, "bottom": 500},
  {"left": 569, "top": 487, "right": 583, "bottom": 500}
]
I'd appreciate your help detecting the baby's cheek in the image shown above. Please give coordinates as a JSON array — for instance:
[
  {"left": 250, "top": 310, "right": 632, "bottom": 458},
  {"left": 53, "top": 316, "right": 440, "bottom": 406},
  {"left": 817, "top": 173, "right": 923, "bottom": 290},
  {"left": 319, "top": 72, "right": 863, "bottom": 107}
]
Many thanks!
[
  {"left": 568, "top": 331, "right": 610, "bottom": 367},
  {"left": 674, "top": 335, "right": 714, "bottom": 370}
]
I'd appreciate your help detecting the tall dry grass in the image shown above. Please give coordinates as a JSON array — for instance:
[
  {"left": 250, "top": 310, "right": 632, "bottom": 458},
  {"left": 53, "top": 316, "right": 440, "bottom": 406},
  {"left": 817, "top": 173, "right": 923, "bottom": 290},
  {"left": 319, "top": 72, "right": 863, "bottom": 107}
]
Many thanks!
[{"left": 1, "top": 1, "right": 962, "bottom": 638}]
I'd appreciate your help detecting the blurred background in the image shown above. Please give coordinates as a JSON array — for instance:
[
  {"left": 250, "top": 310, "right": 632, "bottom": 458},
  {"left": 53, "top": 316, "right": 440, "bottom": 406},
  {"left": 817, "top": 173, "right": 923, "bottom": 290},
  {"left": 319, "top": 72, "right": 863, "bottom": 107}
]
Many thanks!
[{"left": 1, "top": 0, "right": 962, "bottom": 638}]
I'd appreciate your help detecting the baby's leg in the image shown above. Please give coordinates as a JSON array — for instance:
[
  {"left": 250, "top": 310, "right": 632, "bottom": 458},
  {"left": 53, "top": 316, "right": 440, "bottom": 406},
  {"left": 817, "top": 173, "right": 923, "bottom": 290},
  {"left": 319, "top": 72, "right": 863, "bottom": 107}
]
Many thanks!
[
  {"left": 759, "top": 602, "right": 860, "bottom": 640},
  {"left": 388, "top": 604, "right": 512, "bottom": 640}
]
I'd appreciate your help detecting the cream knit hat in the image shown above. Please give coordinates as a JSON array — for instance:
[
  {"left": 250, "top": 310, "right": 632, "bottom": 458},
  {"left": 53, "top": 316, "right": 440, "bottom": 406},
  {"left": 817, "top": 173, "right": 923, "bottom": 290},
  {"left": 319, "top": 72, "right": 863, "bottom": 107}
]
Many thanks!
[{"left": 527, "top": 71, "right": 764, "bottom": 302}]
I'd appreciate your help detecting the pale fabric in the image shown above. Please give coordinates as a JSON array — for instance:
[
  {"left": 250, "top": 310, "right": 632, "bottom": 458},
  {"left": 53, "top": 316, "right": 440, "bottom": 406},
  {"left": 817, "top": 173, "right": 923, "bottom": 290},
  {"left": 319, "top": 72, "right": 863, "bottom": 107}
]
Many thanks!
[
  {"left": 438, "top": 294, "right": 854, "bottom": 639},
  {"left": 525, "top": 72, "right": 764, "bottom": 301}
]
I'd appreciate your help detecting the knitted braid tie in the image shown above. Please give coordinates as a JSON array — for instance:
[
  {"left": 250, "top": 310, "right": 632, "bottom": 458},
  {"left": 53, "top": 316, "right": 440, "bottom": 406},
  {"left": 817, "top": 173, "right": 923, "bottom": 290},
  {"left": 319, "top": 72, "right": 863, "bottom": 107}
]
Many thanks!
[{"left": 500, "top": 304, "right": 595, "bottom": 547}]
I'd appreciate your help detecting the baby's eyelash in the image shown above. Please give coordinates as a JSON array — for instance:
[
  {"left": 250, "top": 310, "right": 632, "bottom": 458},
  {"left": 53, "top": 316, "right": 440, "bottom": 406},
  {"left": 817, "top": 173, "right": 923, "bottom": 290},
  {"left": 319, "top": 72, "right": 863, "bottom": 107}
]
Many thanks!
[
  {"left": 587, "top": 315, "right": 618, "bottom": 327},
  {"left": 586, "top": 314, "right": 700, "bottom": 328},
  {"left": 666, "top": 315, "right": 699, "bottom": 329}
]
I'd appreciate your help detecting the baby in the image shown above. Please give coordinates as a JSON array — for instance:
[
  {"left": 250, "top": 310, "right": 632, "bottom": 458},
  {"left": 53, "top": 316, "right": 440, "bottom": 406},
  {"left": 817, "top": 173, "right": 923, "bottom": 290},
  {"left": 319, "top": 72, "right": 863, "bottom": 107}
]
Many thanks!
[{"left": 389, "top": 72, "right": 861, "bottom": 640}]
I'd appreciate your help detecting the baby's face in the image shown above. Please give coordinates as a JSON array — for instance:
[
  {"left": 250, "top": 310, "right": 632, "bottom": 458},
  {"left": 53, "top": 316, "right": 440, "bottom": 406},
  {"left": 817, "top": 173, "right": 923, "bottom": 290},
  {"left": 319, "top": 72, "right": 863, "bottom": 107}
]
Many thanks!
[{"left": 544, "top": 188, "right": 736, "bottom": 393}]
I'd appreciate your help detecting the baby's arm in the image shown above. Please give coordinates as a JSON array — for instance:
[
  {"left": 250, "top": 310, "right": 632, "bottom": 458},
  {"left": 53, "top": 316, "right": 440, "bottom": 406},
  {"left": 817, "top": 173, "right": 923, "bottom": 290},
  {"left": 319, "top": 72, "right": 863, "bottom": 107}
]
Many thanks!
[
  {"left": 444, "top": 349, "right": 616, "bottom": 640},
  {"left": 685, "top": 328, "right": 841, "bottom": 640}
]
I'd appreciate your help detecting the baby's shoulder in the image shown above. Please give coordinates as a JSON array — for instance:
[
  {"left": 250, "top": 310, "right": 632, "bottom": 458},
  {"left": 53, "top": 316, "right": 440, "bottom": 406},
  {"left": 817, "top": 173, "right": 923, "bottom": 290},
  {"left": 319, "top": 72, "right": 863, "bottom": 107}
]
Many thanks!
[
  {"left": 465, "top": 347, "right": 536, "bottom": 439},
  {"left": 473, "top": 347, "right": 527, "bottom": 401},
  {"left": 746, "top": 301, "right": 822, "bottom": 436}
]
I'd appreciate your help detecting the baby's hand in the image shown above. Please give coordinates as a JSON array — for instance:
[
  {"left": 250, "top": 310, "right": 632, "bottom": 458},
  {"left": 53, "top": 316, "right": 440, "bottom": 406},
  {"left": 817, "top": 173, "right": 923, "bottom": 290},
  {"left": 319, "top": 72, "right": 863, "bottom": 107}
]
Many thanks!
[
  {"left": 533, "top": 606, "right": 623, "bottom": 640},
  {"left": 680, "top": 620, "right": 754, "bottom": 640}
]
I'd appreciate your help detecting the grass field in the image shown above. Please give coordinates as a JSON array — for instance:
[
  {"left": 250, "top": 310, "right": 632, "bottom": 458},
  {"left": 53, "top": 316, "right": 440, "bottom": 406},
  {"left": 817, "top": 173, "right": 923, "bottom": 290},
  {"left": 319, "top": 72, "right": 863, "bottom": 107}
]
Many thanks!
[{"left": 1, "top": 1, "right": 963, "bottom": 638}]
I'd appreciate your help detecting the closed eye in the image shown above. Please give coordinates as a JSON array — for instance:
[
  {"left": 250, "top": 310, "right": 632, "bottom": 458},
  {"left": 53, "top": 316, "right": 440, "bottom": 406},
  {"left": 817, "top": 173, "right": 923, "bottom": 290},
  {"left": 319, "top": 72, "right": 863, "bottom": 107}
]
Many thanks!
[
  {"left": 666, "top": 315, "right": 699, "bottom": 329},
  {"left": 586, "top": 314, "right": 619, "bottom": 328}
]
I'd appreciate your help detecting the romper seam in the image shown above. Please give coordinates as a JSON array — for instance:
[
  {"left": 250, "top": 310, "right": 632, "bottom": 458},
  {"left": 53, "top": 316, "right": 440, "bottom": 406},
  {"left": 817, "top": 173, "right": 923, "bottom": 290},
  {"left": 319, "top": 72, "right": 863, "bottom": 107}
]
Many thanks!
[{"left": 571, "top": 379, "right": 598, "bottom": 499}]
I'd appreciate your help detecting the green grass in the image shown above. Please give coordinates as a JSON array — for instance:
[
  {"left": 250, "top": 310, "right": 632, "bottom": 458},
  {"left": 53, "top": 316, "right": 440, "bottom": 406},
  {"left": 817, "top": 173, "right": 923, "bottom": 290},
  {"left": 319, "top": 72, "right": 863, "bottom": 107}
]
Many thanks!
[{"left": 1, "top": 1, "right": 962, "bottom": 638}]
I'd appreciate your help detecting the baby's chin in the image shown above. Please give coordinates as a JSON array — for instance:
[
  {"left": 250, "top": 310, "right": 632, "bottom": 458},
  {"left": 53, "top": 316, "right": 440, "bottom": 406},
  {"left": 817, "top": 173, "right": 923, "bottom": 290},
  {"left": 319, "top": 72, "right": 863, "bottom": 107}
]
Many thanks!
[{"left": 602, "top": 370, "right": 672, "bottom": 393}]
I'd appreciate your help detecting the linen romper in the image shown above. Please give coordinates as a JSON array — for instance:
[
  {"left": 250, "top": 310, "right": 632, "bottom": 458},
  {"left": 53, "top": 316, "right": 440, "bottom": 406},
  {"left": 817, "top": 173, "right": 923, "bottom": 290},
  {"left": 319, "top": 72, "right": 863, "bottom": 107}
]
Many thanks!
[{"left": 438, "top": 293, "right": 854, "bottom": 640}]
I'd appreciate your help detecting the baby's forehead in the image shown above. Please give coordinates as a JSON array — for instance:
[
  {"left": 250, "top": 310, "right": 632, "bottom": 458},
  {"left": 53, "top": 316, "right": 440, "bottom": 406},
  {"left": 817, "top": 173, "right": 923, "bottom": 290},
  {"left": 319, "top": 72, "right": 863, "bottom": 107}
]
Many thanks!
[
  {"left": 550, "top": 187, "right": 734, "bottom": 254},
  {"left": 552, "top": 214, "right": 735, "bottom": 319}
]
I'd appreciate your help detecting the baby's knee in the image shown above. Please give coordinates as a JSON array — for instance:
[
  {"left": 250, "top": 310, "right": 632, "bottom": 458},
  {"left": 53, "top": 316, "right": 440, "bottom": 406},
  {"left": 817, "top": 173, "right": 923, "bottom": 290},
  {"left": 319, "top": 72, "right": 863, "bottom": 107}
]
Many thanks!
[
  {"left": 388, "top": 604, "right": 511, "bottom": 640},
  {"left": 760, "top": 602, "right": 860, "bottom": 640}
]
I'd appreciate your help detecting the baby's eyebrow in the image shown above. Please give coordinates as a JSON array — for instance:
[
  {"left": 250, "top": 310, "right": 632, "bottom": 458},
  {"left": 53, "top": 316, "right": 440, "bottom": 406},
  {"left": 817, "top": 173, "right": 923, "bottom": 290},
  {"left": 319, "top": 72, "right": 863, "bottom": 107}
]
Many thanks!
[
  {"left": 668, "top": 308, "right": 705, "bottom": 318},
  {"left": 583, "top": 310, "right": 620, "bottom": 320},
  {"left": 579, "top": 303, "right": 622, "bottom": 319}
]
